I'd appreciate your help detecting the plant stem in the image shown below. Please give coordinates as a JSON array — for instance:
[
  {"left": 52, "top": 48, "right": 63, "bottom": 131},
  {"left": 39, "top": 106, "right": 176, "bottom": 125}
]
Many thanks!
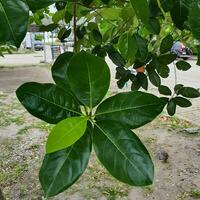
[
  {"left": 73, "top": 0, "right": 77, "bottom": 53},
  {"left": 156, "top": 0, "right": 166, "bottom": 18}
]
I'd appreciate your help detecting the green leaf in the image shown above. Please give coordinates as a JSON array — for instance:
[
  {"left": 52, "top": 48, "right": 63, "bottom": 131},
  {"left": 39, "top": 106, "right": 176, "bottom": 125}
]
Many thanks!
[
  {"left": 148, "top": 70, "right": 161, "bottom": 87},
  {"left": 46, "top": 116, "right": 88, "bottom": 154},
  {"left": 52, "top": 9, "right": 65, "bottom": 23},
  {"left": 99, "top": 8, "right": 121, "bottom": 20},
  {"left": 92, "top": 29, "right": 102, "bottom": 43},
  {"left": 106, "top": 45, "right": 126, "bottom": 67},
  {"left": 39, "top": 24, "right": 58, "bottom": 32},
  {"left": 0, "top": 0, "right": 29, "bottom": 48},
  {"left": 58, "top": 28, "right": 71, "bottom": 42},
  {"left": 52, "top": 52, "right": 74, "bottom": 89},
  {"left": 174, "top": 84, "right": 184, "bottom": 94},
  {"left": 16, "top": 82, "right": 81, "bottom": 124},
  {"left": 40, "top": 130, "right": 91, "bottom": 197},
  {"left": 188, "top": 1, "right": 200, "bottom": 40},
  {"left": 176, "top": 60, "right": 191, "bottom": 71},
  {"left": 173, "top": 97, "right": 192, "bottom": 108},
  {"left": 134, "top": 34, "right": 148, "bottom": 62},
  {"left": 118, "top": 33, "right": 137, "bottom": 61},
  {"left": 26, "top": 0, "right": 57, "bottom": 11},
  {"left": 158, "top": 85, "right": 172, "bottom": 96},
  {"left": 130, "top": 0, "right": 150, "bottom": 25},
  {"left": 160, "top": 35, "right": 173, "bottom": 54},
  {"left": 179, "top": 87, "right": 200, "bottom": 98},
  {"left": 147, "top": 17, "right": 161, "bottom": 35},
  {"left": 158, "top": 53, "right": 177, "bottom": 65},
  {"left": 167, "top": 100, "right": 176, "bottom": 116},
  {"left": 156, "top": 65, "right": 170, "bottom": 78},
  {"left": 67, "top": 51, "right": 110, "bottom": 108},
  {"left": 170, "top": 0, "right": 189, "bottom": 30},
  {"left": 96, "top": 91, "right": 165, "bottom": 129},
  {"left": 93, "top": 121, "right": 154, "bottom": 186}
]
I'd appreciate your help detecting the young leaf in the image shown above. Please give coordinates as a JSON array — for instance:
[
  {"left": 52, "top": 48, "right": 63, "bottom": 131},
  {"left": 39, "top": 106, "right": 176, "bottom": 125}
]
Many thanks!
[
  {"left": 173, "top": 97, "right": 192, "bottom": 108},
  {"left": 167, "top": 100, "right": 176, "bottom": 116},
  {"left": 40, "top": 131, "right": 91, "bottom": 198},
  {"left": 179, "top": 87, "right": 200, "bottom": 98},
  {"left": 93, "top": 121, "right": 154, "bottom": 186},
  {"left": 96, "top": 91, "right": 165, "bottom": 129},
  {"left": 67, "top": 51, "right": 110, "bottom": 108},
  {"left": 51, "top": 52, "right": 74, "bottom": 89},
  {"left": 160, "top": 35, "right": 173, "bottom": 54},
  {"left": 176, "top": 61, "right": 191, "bottom": 71},
  {"left": 0, "top": 0, "right": 29, "bottom": 48},
  {"left": 158, "top": 85, "right": 172, "bottom": 96},
  {"left": 130, "top": 0, "right": 150, "bottom": 25},
  {"left": 16, "top": 82, "right": 81, "bottom": 124},
  {"left": 46, "top": 116, "right": 88, "bottom": 154}
]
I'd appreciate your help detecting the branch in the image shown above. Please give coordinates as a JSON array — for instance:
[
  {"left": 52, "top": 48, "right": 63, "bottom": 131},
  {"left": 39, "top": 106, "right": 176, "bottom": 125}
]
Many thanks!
[{"left": 73, "top": 0, "right": 77, "bottom": 53}]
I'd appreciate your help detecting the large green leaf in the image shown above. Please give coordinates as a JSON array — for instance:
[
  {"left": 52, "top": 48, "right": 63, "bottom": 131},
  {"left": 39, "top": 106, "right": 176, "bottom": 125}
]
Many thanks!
[
  {"left": 0, "top": 0, "right": 29, "bottom": 48},
  {"left": 67, "top": 51, "right": 110, "bottom": 108},
  {"left": 46, "top": 116, "right": 88, "bottom": 154},
  {"left": 16, "top": 82, "right": 81, "bottom": 124},
  {"left": 188, "top": 0, "right": 200, "bottom": 41},
  {"left": 130, "top": 0, "right": 150, "bottom": 25},
  {"left": 40, "top": 131, "right": 91, "bottom": 198},
  {"left": 93, "top": 121, "right": 154, "bottom": 186},
  {"left": 96, "top": 91, "right": 165, "bottom": 129},
  {"left": 170, "top": 0, "right": 189, "bottom": 30},
  {"left": 26, "top": 0, "right": 58, "bottom": 11},
  {"left": 51, "top": 52, "right": 74, "bottom": 89}
]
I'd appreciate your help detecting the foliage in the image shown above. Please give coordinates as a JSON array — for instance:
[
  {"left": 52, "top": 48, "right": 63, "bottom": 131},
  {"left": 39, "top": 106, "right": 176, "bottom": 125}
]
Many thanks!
[{"left": 1, "top": 0, "right": 200, "bottom": 198}]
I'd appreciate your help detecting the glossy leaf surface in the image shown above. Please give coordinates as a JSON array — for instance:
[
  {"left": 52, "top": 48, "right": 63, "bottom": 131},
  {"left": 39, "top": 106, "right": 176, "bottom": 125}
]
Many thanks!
[
  {"left": 67, "top": 51, "right": 110, "bottom": 108},
  {"left": 130, "top": 0, "right": 150, "bottom": 25},
  {"left": 96, "top": 91, "right": 165, "bottom": 129},
  {"left": 0, "top": 0, "right": 29, "bottom": 48},
  {"left": 176, "top": 61, "right": 191, "bottom": 71},
  {"left": 26, "top": 0, "right": 57, "bottom": 11},
  {"left": 16, "top": 82, "right": 81, "bottom": 124},
  {"left": 93, "top": 121, "right": 154, "bottom": 186},
  {"left": 179, "top": 87, "right": 200, "bottom": 98},
  {"left": 46, "top": 116, "right": 88, "bottom": 154},
  {"left": 51, "top": 52, "right": 74, "bottom": 89},
  {"left": 40, "top": 131, "right": 91, "bottom": 197}
]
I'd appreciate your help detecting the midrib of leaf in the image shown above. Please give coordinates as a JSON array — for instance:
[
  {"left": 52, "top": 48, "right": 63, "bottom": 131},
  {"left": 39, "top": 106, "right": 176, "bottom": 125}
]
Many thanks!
[
  {"left": 25, "top": 92, "right": 81, "bottom": 115},
  {"left": 0, "top": 0, "right": 17, "bottom": 45},
  {"left": 96, "top": 102, "right": 163, "bottom": 116},
  {"left": 95, "top": 123, "right": 148, "bottom": 181},
  {"left": 46, "top": 146, "right": 74, "bottom": 197},
  {"left": 49, "top": 118, "right": 86, "bottom": 151},
  {"left": 86, "top": 63, "right": 93, "bottom": 111}
]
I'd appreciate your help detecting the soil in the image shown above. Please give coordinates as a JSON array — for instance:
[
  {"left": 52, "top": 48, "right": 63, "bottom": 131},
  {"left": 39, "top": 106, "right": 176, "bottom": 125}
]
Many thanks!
[{"left": 0, "top": 66, "right": 200, "bottom": 200}]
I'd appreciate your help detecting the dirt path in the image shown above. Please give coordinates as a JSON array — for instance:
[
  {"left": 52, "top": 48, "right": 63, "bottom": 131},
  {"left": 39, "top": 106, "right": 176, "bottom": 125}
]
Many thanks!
[{"left": 0, "top": 67, "right": 53, "bottom": 92}]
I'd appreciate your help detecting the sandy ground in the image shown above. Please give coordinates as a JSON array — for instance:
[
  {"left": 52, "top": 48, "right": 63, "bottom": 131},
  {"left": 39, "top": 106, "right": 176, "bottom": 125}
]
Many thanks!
[
  {"left": 0, "top": 91, "right": 200, "bottom": 200},
  {"left": 0, "top": 54, "right": 200, "bottom": 199}
]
